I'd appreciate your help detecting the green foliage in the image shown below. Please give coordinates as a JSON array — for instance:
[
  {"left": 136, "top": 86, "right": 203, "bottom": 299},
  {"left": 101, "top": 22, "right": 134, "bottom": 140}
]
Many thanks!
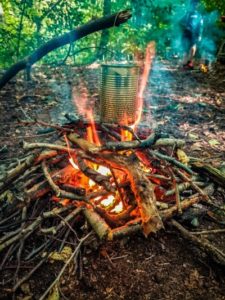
[{"left": 0, "top": 0, "right": 224, "bottom": 68}]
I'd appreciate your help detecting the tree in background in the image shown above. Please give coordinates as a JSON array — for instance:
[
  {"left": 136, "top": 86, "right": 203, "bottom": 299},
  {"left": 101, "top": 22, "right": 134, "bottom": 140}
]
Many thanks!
[{"left": 0, "top": 0, "right": 224, "bottom": 68}]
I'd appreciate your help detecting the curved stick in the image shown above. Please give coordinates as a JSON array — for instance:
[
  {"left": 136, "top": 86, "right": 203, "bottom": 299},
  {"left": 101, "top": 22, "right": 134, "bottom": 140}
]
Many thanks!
[{"left": 0, "top": 10, "right": 131, "bottom": 89}]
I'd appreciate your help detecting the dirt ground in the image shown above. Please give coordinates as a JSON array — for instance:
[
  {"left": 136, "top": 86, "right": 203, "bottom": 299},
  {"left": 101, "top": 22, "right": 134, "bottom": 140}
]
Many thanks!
[{"left": 0, "top": 60, "right": 225, "bottom": 299}]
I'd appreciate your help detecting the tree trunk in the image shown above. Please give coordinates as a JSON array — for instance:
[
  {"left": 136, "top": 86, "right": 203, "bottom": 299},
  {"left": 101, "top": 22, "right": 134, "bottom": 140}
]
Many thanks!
[{"left": 97, "top": 0, "right": 112, "bottom": 60}]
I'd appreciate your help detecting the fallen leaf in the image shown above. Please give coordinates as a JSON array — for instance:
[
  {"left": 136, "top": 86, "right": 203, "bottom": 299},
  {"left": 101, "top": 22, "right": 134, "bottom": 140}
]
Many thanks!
[
  {"left": 208, "top": 139, "right": 220, "bottom": 146},
  {"left": 47, "top": 246, "right": 72, "bottom": 262},
  {"left": 190, "top": 142, "right": 202, "bottom": 151},
  {"left": 188, "top": 133, "right": 199, "bottom": 140},
  {"left": 177, "top": 149, "right": 189, "bottom": 165},
  {"left": 47, "top": 285, "right": 60, "bottom": 300}
]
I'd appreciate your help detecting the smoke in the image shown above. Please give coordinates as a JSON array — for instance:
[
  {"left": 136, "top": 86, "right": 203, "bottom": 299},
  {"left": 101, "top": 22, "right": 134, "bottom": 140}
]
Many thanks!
[{"left": 130, "top": 0, "right": 222, "bottom": 63}]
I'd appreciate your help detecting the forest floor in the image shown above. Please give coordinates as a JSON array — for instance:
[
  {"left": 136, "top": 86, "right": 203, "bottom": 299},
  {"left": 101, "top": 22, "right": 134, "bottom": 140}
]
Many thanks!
[{"left": 0, "top": 60, "right": 225, "bottom": 300}]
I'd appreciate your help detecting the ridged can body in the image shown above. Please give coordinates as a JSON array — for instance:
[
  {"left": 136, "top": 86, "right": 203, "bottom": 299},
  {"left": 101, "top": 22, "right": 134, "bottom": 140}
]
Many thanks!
[{"left": 100, "top": 64, "right": 140, "bottom": 125}]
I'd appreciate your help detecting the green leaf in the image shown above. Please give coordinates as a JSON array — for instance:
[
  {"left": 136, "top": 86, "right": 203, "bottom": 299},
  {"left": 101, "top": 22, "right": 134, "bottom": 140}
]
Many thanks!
[{"left": 208, "top": 139, "right": 220, "bottom": 146}]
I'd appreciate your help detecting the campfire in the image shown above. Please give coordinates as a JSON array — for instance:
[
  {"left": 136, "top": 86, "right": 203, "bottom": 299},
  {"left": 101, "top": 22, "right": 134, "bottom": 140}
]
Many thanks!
[{"left": 1, "top": 45, "right": 225, "bottom": 297}]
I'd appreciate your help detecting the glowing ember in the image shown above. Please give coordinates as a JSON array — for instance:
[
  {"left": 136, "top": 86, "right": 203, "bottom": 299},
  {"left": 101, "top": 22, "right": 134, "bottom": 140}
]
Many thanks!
[
  {"left": 101, "top": 195, "right": 115, "bottom": 207},
  {"left": 111, "top": 201, "right": 123, "bottom": 214},
  {"left": 121, "top": 128, "right": 133, "bottom": 142},
  {"left": 89, "top": 179, "right": 96, "bottom": 188},
  {"left": 97, "top": 165, "right": 111, "bottom": 176}
]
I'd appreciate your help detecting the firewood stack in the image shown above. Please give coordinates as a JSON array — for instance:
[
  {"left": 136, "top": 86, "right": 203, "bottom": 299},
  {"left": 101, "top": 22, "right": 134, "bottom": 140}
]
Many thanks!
[{"left": 0, "top": 119, "right": 225, "bottom": 294}]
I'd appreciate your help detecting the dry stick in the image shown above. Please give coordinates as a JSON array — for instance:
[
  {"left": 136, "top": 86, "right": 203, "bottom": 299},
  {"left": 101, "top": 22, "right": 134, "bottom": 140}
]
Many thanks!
[
  {"left": 41, "top": 160, "right": 85, "bottom": 201},
  {"left": 67, "top": 133, "right": 99, "bottom": 154},
  {"left": 0, "top": 228, "right": 21, "bottom": 244},
  {"left": 0, "top": 152, "right": 40, "bottom": 193},
  {"left": 170, "top": 219, "right": 225, "bottom": 266},
  {"left": 191, "top": 229, "right": 225, "bottom": 235},
  {"left": 0, "top": 244, "right": 16, "bottom": 271},
  {"left": 109, "top": 185, "right": 215, "bottom": 240},
  {"left": 35, "top": 150, "right": 59, "bottom": 164},
  {"left": 12, "top": 257, "right": 47, "bottom": 293},
  {"left": 76, "top": 156, "right": 114, "bottom": 192},
  {"left": 191, "top": 162, "right": 225, "bottom": 188},
  {"left": 148, "top": 174, "right": 171, "bottom": 182},
  {"left": 165, "top": 181, "right": 205, "bottom": 197},
  {"left": 13, "top": 207, "right": 27, "bottom": 298},
  {"left": 108, "top": 219, "right": 142, "bottom": 240},
  {"left": 40, "top": 207, "right": 83, "bottom": 235},
  {"left": 39, "top": 232, "right": 93, "bottom": 300},
  {"left": 84, "top": 209, "right": 111, "bottom": 239},
  {"left": 171, "top": 171, "right": 182, "bottom": 214},
  {"left": 23, "top": 141, "right": 72, "bottom": 152},
  {"left": 15, "top": 165, "right": 41, "bottom": 185},
  {"left": 148, "top": 150, "right": 194, "bottom": 175},
  {"left": 94, "top": 137, "right": 185, "bottom": 152},
  {"left": 109, "top": 167, "right": 125, "bottom": 207},
  {"left": 59, "top": 219, "right": 76, "bottom": 252},
  {"left": 0, "top": 206, "right": 73, "bottom": 253},
  {"left": 0, "top": 211, "right": 20, "bottom": 226},
  {"left": 98, "top": 132, "right": 156, "bottom": 151},
  {"left": 175, "top": 168, "right": 222, "bottom": 210},
  {"left": 161, "top": 184, "right": 214, "bottom": 220}
]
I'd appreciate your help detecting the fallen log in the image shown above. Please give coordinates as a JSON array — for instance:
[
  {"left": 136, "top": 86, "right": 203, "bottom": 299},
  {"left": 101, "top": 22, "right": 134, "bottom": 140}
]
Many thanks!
[{"left": 0, "top": 10, "right": 131, "bottom": 89}]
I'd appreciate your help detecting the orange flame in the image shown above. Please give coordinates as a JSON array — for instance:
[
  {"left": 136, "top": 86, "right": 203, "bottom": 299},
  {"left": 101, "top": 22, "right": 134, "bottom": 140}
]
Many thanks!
[
  {"left": 72, "top": 81, "right": 101, "bottom": 146},
  {"left": 134, "top": 41, "right": 156, "bottom": 128}
]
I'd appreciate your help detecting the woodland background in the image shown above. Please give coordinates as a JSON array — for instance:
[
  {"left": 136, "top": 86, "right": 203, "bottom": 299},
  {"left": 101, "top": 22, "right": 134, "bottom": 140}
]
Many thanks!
[{"left": 0, "top": 0, "right": 225, "bottom": 69}]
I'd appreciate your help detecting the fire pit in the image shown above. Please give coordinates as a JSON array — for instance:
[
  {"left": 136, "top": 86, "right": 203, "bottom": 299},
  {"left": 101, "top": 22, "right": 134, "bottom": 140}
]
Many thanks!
[{"left": 1, "top": 54, "right": 225, "bottom": 297}]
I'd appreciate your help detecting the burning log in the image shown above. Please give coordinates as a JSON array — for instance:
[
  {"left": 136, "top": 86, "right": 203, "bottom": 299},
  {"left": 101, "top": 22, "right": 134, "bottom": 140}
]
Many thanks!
[
  {"left": 59, "top": 184, "right": 86, "bottom": 196},
  {"left": 41, "top": 160, "right": 86, "bottom": 201},
  {"left": 99, "top": 153, "right": 164, "bottom": 236},
  {"left": 68, "top": 132, "right": 185, "bottom": 152},
  {"left": 67, "top": 133, "right": 99, "bottom": 153},
  {"left": 76, "top": 156, "right": 114, "bottom": 192}
]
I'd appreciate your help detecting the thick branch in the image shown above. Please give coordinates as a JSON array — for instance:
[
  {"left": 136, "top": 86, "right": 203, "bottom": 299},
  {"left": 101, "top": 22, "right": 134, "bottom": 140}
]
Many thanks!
[{"left": 0, "top": 10, "right": 131, "bottom": 89}]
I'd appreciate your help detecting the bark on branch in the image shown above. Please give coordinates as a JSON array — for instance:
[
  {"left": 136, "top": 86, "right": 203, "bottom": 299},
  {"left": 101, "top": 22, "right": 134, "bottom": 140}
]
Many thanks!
[{"left": 0, "top": 10, "right": 131, "bottom": 89}]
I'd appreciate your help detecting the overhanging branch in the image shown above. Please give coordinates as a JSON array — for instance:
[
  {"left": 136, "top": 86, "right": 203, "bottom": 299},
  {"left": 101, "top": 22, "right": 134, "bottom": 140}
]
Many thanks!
[{"left": 0, "top": 10, "right": 131, "bottom": 90}]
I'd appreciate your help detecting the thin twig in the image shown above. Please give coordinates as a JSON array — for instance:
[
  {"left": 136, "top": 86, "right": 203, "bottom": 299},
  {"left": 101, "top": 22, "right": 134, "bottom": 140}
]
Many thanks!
[
  {"left": 39, "top": 232, "right": 93, "bottom": 300},
  {"left": 191, "top": 229, "right": 225, "bottom": 235},
  {"left": 170, "top": 219, "right": 225, "bottom": 266}
]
